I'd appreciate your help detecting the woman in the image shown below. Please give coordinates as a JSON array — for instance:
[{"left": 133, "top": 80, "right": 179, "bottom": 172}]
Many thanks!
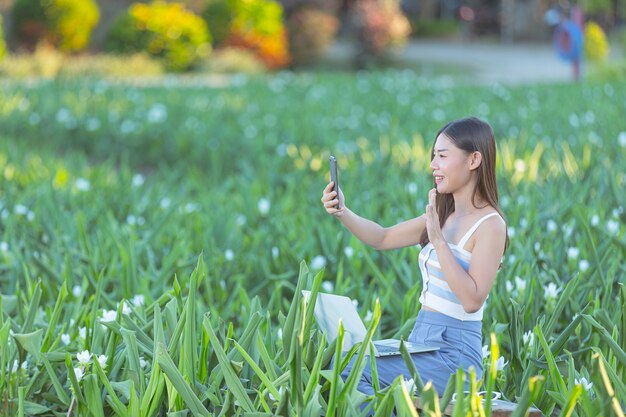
[{"left": 320, "top": 117, "right": 508, "bottom": 402}]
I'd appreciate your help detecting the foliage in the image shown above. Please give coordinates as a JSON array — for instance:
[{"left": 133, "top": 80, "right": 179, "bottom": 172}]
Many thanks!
[
  {"left": 0, "top": 74, "right": 625, "bottom": 415},
  {"left": 0, "top": 48, "right": 163, "bottom": 78},
  {"left": 11, "top": 0, "right": 99, "bottom": 52},
  {"left": 199, "top": 46, "right": 266, "bottom": 73},
  {"left": 224, "top": 0, "right": 290, "bottom": 69},
  {"left": 201, "top": 0, "right": 234, "bottom": 46},
  {"left": 105, "top": 1, "right": 211, "bottom": 72},
  {"left": 351, "top": 0, "right": 411, "bottom": 58},
  {"left": 0, "top": 15, "right": 6, "bottom": 61},
  {"left": 411, "top": 18, "right": 460, "bottom": 38},
  {"left": 286, "top": 7, "right": 339, "bottom": 66},
  {"left": 584, "top": 21, "right": 609, "bottom": 62}
]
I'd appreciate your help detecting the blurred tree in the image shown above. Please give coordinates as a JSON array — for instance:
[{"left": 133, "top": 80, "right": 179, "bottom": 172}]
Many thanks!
[
  {"left": 105, "top": 1, "right": 211, "bottom": 72},
  {"left": 286, "top": 6, "right": 339, "bottom": 66},
  {"left": 12, "top": 0, "right": 99, "bottom": 51}
]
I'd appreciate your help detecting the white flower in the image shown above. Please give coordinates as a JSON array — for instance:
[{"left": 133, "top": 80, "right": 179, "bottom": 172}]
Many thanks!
[
  {"left": 514, "top": 276, "right": 526, "bottom": 291},
  {"left": 482, "top": 345, "right": 490, "bottom": 358},
  {"left": 121, "top": 302, "right": 131, "bottom": 315},
  {"left": 507, "top": 227, "right": 516, "bottom": 237},
  {"left": 575, "top": 377, "right": 593, "bottom": 391},
  {"left": 27, "top": 211, "right": 35, "bottom": 221},
  {"left": 523, "top": 330, "right": 534, "bottom": 345},
  {"left": 271, "top": 246, "right": 279, "bottom": 259},
  {"left": 579, "top": 260, "right": 590, "bottom": 272},
  {"left": 224, "top": 249, "right": 234, "bottom": 261},
  {"left": 159, "top": 197, "right": 171, "bottom": 209},
  {"left": 61, "top": 334, "right": 71, "bottom": 345},
  {"left": 184, "top": 203, "right": 199, "bottom": 213},
  {"left": 351, "top": 299, "right": 359, "bottom": 308},
  {"left": 533, "top": 242, "right": 540, "bottom": 252},
  {"left": 520, "top": 218, "right": 528, "bottom": 229},
  {"left": 401, "top": 377, "right": 417, "bottom": 395},
  {"left": 132, "top": 294, "right": 145, "bottom": 307},
  {"left": 363, "top": 310, "right": 373, "bottom": 322},
  {"left": 139, "top": 356, "right": 148, "bottom": 368},
  {"left": 75, "top": 178, "right": 91, "bottom": 191},
  {"left": 126, "top": 215, "right": 136, "bottom": 225},
  {"left": 507, "top": 254, "right": 517, "bottom": 265},
  {"left": 0, "top": 242, "right": 8, "bottom": 252},
  {"left": 132, "top": 174, "right": 145, "bottom": 187},
  {"left": 269, "top": 386, "right": 285, "bottom": 402},
  {"left": 567, "top": 247, "right": 580, "bottom": 260},
  {"left": 618, "top": 132, "right": 626, "bottom": 147},
  {"left": 85, "top": 117, "right": 101, "bottom": 132},
  {"left": 77, "top": 350, "right": 91, "bottom": 366},
  {"left": 258, "top": 198, "right": 270, "bottom": 215},
  {"left": 607, "top": 220, "right": 620, "bottom": 235},
  {"left": 406, "top": 182, "right": 418, "bottom": 195},
  {"left": 513, "top": 159, "right": 526, "bottom": 173},
  {"left": 79, "top": 327, "right": 86, "bottom": 340},
  {"left": 495, "top": 356, "right": 508, "bottom": 371},
  {"left": 321, "top": 280, "right": 333, "bottom": 292},
  {"left": 277, "top": 328, "right": 283, "bottom": 340},
  {"left": 147, "top": 103, "right": 168, "bottom": 123},
  {"left": 72, "top": 285, "right": 82, "bottom": 297},
  {"left": 236, "top": 215, "right": 247, "bottom": 226},
  {"left": 311, "top": 255, "right": 327, "bottom": 270},
  {"left": 101, "top": 309, "right": 117, "bottom": 322},
  {"left": 544, "top": 283, "right": 560, "bottom": 299},
  {"left": 505, "top": 281, "right": 514, "bottom": 293},
  {"left": 344, "top": 246, "right": 354, "bottom": 258},
  {"left": 97, "top": 355, "right": 108, "bottom": 369},
  {"left": 547, "top": 220, "right": 557, "bottom": 232},
  {"left": 15, "top": 204, "right": 29, "bottom": 215},
  {"left": 591, "top": 215, "right": 599, "bottom": 226},
  {"left": 73, "top": 367, "right": 84, "bottom": 381}
]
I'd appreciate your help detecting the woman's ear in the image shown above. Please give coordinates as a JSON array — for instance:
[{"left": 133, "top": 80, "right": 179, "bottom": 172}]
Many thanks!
[{"left": 469, "top": 151, "right": 482, "bottom": 170}]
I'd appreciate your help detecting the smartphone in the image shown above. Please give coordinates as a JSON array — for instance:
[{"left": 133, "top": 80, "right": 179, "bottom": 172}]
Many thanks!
[{"left": 329, "top": 155, "right": 339, "bottom": 209}]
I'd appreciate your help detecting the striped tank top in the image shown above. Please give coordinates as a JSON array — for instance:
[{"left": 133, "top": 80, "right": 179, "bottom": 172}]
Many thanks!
[{"left": 418, "top": 212, "right": 504, "bottom": 321}]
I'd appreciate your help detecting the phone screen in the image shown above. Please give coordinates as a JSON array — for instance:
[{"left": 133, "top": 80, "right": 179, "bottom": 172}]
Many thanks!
[{"left": 329, "top": 155, "right": 339, "bottom": 209}]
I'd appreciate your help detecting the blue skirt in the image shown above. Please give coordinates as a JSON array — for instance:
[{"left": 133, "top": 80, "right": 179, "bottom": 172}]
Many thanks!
[
  {"left": 406, "top": 309, "right": 483, "bottom": 393},
  {"left": 339, "top": 309, "right": 483, "bottom": 399}
]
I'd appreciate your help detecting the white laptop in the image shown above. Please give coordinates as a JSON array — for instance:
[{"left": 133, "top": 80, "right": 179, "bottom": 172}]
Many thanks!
[{"left": 302, "top": 291, "right": 439, "bottom": 357}]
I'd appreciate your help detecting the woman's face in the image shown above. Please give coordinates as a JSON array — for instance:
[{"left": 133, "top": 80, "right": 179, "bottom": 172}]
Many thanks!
[{"left": 429, "top": 133, "right": 474, "bottom": 194}]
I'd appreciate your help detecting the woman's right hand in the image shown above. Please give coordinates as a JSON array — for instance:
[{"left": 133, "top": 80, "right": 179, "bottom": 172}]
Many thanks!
[{"left": 321, "top": 181, "right": 345, "bottom": 217}]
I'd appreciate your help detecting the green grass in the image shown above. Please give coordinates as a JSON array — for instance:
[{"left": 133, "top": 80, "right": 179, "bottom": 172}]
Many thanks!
[{"left": 0, "top": 72, "right": 625, "bottom": 415}]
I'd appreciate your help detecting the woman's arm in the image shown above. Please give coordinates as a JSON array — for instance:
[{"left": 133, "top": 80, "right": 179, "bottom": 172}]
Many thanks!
[{"left": 321, "top": 181, "right": 427, "bottom": 250}]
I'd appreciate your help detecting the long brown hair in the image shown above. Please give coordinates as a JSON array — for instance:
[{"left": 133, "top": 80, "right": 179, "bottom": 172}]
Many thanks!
[{"left": 419, "top": 117, "right": 509, "bottom": 252}]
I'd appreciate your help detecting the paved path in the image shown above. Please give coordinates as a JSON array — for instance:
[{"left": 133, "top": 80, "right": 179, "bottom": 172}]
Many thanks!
[
  {"left": 326, "top": 39, "right": 622, "bottom": 85},
  {"left": 400, "top": 40, "right": 572, "bottom": 84}
]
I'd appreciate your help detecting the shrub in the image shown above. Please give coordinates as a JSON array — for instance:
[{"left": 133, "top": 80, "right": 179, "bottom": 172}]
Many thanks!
[
  {"left": 286, "top": 7, "right": 339, "bottom": 66},
  {"left": 411, "top": 18, "right": 460, "bottom": 38},
  {"left": 202, "top": 0, "right": 234, "bottom": 46},
  {"left": 351, "top": 0, "right": 411, "bottom": 58},
  {"left": 584, "top": 21, "right": 609, "bottom": 62},
  {"left": 105, "top": 1, "right": 211, "bottom": 72},
  {"left": 0, "top": 16, "right": 6, "bottom": 60},
  {"left": 12, "top": 0, "right": 99, "bottom": 52},
  {"left": 223, "top": 0, "right": 290, "bottom": 69},
  {"left": 0, "top": 48, "right": 164, "bottom": 78}
]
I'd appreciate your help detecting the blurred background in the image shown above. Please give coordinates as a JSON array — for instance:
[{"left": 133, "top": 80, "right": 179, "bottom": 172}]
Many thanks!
[{"left": 0, "top": 0, "right": 624, "bottom": 82}]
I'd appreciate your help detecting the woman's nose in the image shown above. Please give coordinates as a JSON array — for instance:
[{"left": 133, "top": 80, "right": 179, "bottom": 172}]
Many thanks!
[{"left": 429, "top": 159, "right": 437, "bottom": 170}]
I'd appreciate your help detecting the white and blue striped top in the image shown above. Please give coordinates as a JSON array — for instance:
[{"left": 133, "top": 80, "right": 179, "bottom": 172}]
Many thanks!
[{"left": 418, "top": 212, "right": 504, "bottom": 321}]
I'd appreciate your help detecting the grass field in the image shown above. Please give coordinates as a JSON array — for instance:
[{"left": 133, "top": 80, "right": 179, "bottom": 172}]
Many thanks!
[{"left": 0, "top": 73, "right": 625, "bottom": 416}]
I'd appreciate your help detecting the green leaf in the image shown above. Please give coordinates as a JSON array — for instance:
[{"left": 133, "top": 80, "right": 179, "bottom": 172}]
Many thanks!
[
  {"left": 202, "top": 316, "right": 255, "bottom": 412},
  {"left": 83, "top": 374, "right": 105, "bottom": 417}
]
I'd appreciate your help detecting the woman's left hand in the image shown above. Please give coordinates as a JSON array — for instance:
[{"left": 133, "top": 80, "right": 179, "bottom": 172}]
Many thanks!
[{"left": 425, "top": 188, "right": 445, "bottom": 246}]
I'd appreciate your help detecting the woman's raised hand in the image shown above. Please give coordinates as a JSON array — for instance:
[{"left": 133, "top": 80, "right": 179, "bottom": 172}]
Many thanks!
[{"left": 321, "top": 181, "right": 345, "bottom": 217}]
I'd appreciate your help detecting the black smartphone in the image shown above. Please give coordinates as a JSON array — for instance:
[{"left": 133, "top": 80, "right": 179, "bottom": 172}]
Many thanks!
[{"left": 329, "top": 155, "right": 339, "bottom": 209}]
